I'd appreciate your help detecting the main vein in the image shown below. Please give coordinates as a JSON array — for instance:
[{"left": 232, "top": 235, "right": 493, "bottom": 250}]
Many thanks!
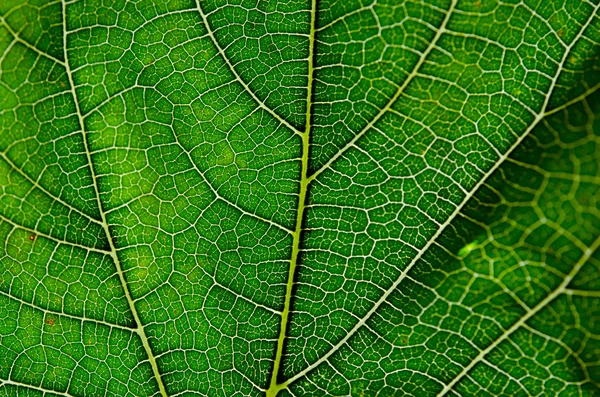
[
  {"left": 266, "top": 0, "right": 317, "bottom": 395},
  {"left": 60, "top": 2, "right": 168, "bottom": 396}
]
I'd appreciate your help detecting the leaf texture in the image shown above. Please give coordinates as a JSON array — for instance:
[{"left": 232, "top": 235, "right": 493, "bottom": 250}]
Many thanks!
[{"left": 0, "top": 0, "right": 599, "bottom": 396}]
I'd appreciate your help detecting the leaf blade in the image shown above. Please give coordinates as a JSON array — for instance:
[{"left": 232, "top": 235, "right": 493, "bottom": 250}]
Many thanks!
[{"left": 1, "top": 0, "right": 599, "bottom": 396}]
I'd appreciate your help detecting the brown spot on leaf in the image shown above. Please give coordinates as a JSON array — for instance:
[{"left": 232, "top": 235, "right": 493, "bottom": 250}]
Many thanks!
[
  {"left": 45, "top": 318, "right": 55, "bottom": 326},
  {"left": 29, "top": 234, "right": 36, "bottom": 241}
]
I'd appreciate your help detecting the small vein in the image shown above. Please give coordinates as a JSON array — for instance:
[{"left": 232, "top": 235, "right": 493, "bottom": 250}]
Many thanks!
[
  {"left": 193, "top": 0, "right": 304, "bottom": 137},
  {"left": 205, "top": 274, "right": 281, "bottom": 316},
  {"left": 521, "top": 323, "right": 592, "bottom": 385},
  {"left": 134, "top": 258, "right": 281, "bottom": 316},
  {"left": 0, "top": 15, "right": 65, "bottom": 66},
  {"left": 480, "top": 357, "right": 529, "bottom": 394},
  {"left": 436, "top": 235, "right": 600, "bottom": 396},
  {"left": 0, "top": 152, "right": 103, "bottom": 226},
  {"left": 81, "top": 84, "right": 139, "bottom": 118},
  {"left": 0, "top": 289, "right": 136, "bottom": 332},
  {"left": 0, "top": 214, "right": 110, "bottom": 255}
]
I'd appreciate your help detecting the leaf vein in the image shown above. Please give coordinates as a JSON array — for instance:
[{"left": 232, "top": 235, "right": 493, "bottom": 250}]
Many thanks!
[
  {"left": 193, "top": 0, "right": 304, "bottom": 137},
  {"left": 0, "top": 14, "right": 65, "bottom": 66},
  {"left": 437, "top": 235, "right": 600, "bottom": 396},
  {"left": 0, "top": 214, "right": 110, "bottom": 255},
  {"left": 282, "top": 0, "right": 600, "bottom": 388},
  {"left": 306, "top": 0, "right": 459, "bottom": 184},
  {"left": 60, "top": 1, "right": 169, "bottom": 395},
  {"left": 0, "top": 289, "right": 136, "bottom": 332}
]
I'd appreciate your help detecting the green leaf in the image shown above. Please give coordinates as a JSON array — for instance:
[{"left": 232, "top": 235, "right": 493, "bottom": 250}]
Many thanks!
[{"left": 1, "top": 0, "right": 599, "bottom": 396}]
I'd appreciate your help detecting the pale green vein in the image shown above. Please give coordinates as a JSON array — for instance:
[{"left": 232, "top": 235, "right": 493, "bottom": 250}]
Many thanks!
[
  {"left": 437, "top": 234, "right": 600, "bottom": 396},
  {"left": 0, "top": 15, "right": 65, "bottom": 66},
  {"left": 205, "top": 279, "right": 281, "bottom": 317},
  {"left": 266, "top": 0, "right": 317, "bottom": 394},
  {"left": 0, "top": 214, "right": 110, "bottom": 255},
  {"left": 564, "top": 289, "right": 600, "bottom": 298},
  {"left": 315, "top": 4, "right": 374, "bottom": 33},
  {"left": 81, "top": 84, "right": 139, "bottom": 118},
  {"left": 194, "top": 0, "right": 304, "bottom": 137},
  {"left": 0, "top": 289, "right": 135, "bottom": 332},
  {"left": 153, "top": 118, "right": 295, "bottom": 236},
  {"left": 543, "top": 81, "right": 600, "bottom": 118},
  {"left": 458, "top": 211, "right": 591, "bottom": 262},
  {"left": 60, "top": 1, "right": 168, "bottom": 396},
  {"left": 306, "top": 0, "right": 458, "bottom": 184},
  {"left": 0, "top": 378, "right": 76, "bottom": 397},
  {"left": 281, "top": 1, "right": 599, "bottom": 389},
  {"left": 0, "top": 152, "right": 103, "bottom": 226}
]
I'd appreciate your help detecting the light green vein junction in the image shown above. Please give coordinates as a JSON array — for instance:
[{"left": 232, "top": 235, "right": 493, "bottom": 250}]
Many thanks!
[
  {"left": 0, "top": 15, "right": 65, "bottom": 66},
  {"left": 194, "top": 0, "right": 304, "bottom": 137},
  {"left": 0, "top": 151, "right": 103, "bottom": 226}
]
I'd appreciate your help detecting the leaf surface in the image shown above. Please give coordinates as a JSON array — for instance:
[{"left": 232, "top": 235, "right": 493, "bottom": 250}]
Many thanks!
[{"left": 0, "top": 0, "right": 599, "bottom": 396}]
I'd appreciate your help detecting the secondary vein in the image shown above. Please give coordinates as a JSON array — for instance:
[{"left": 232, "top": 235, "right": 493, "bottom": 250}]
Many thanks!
[
  {"left": 194, "top": 0, "right": 304, "bottom": 137},
  {"left": 0, "top": 15, "right": 66, "bottom": 66},
  {"left": 60, "top": 2, "right": 169, "bottom": 396}
]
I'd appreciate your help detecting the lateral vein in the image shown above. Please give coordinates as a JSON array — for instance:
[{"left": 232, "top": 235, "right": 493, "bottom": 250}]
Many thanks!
[
  {"left": 193, "top": 0, "right": 304, "bottom": 137},
  {"left": 60, "top": 2, "right": 169, "bottom": 396},
  {"left": 0, "top": 15, "right": 66, "bottom": 66},
  {"left": 0, "top": 152, "right": 104, "bottom": 226},
  {"left": 0, "top": 289, "right": 136, "bottom": 332}
]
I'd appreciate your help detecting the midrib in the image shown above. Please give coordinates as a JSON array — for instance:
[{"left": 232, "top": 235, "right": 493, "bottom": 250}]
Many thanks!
[{"left": 266, "top": 0, "right": 318, "bottom": 395}]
